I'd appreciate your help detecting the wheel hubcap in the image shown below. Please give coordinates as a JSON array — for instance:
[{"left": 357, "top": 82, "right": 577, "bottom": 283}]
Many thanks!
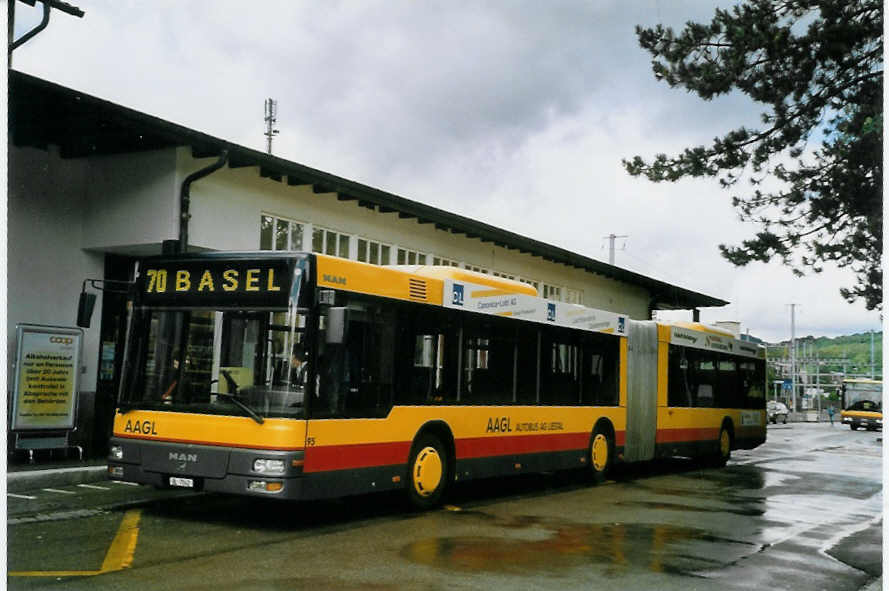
[
  {"left": 720, "top": 430, "right": 730, "bottom": 456},
  {"left": 592, "top": 434, "right": 609, "bottom": 472},
  {"left": 413, "top": 446, "right": 443, "bottom": 497}
]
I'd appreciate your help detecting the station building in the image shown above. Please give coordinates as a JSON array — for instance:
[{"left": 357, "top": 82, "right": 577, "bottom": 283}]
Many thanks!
[{"left": 7, "top": 71, "right": 727, "bottom": 457}]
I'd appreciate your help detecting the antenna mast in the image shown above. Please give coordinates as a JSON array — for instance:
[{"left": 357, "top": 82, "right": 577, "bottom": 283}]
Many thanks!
[
  {"left": 603, "top": 233, "right": 629, "bottom": 265},
  {"left": 264, "top": 98, "right": 279, "bottom": 154}
]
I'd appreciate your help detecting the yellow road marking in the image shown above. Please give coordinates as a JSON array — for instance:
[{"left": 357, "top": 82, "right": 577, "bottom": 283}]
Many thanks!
[{"left": 9, "top": 509, "right": 141, "bottom": 577}]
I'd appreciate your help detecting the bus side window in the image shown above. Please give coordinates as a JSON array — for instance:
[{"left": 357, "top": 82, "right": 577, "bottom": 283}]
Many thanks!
[
  {"left": 315, "top": 296, "right": 396, "bottom": 418},
  {"left": 540, "top": 328, "right": 581, "bottom": 406},
  {"left": 462, "top": 316, "right": 517, "bottom": 405},
  {"left": 515, "top": 324, "right": 538, "bottom": 404},
  {"left": 667, "top": 345, "right": 693, "bottom": 407},
  {"left": 397, "top": 305, "right": 457, "bottom": 405},
  {"left": 583, "top": 333, "right": 619, "bottom": 406},
  {"left": 716, "top": 357, "right": 739, "bottom": 408},
  {"left": 740, "top": 361, "right": 764, "bottom": 408},
  {"left": 694, "top": 355, "right": 717, "bottom": 407}
]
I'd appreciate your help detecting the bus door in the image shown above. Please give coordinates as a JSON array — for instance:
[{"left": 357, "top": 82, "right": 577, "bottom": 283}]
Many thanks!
[{"left": 624, "top": 320, "right": 658, "bottom": 462}]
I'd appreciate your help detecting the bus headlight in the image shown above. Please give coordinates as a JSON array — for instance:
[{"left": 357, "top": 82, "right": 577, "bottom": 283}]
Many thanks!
[
  {"left": 253, "top": 459, "right": 285, "bottom": 475},
  {"left": 110, "top": 445, "right": 124, "bottom": 460},
  {"left": 248, "top": 480, "right": 284, "bottom": 493}
]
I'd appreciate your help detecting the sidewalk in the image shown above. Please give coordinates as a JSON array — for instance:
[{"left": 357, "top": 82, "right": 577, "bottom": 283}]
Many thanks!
[{"left": 6, "top": 453, "right": 109, "bottom": 494}]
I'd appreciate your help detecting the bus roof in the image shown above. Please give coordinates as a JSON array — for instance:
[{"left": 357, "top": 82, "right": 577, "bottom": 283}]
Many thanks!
[
  {"left": 668, "top": 321, "right": 736, "bottom": 338},
  {"left": 390, "top": 265, "right": 538, "bottom": 296}
]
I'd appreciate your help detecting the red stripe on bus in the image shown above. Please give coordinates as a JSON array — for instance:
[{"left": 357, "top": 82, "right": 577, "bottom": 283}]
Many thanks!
[
  {"left": 455, "top": 432, "right": 590, "bottom": 459},
  {"left": 305, "top": 441, "right": 412, "bottom": 472},
  {"left": 655, "top": 428, "right": 720, "bottom": 443},
  {"left": 304, "top": 430, "right": 617, "bottom": 473}
]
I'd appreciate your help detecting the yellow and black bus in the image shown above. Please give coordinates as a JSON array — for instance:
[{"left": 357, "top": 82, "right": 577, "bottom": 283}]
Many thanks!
[
  {"left": 841, "top": 379, "right": 882, "bottom": 431},
  {"left": 106, "top": 252, "right": 766, "bottom": 508}
]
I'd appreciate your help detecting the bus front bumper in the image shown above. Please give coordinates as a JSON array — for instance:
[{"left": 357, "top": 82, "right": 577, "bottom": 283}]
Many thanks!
[
  {"left": 107, "top": 437, "right": 307, "bottom": 500},
  {"left": 107, "top": 461, "right": 306, "bottom": 499}
]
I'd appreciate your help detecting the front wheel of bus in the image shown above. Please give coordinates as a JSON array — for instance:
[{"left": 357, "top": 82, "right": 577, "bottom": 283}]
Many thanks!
[
  {"left": 407, "top": 434, "right": 448, "bottom": 510},
  {"left": 590, "top": 426, "right": 613, "bottom": 484}
]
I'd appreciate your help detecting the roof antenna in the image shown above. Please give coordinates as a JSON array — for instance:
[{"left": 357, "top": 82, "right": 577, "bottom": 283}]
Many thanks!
[{"left": 264, "top": 98, "right": 279, "bottom": 154}]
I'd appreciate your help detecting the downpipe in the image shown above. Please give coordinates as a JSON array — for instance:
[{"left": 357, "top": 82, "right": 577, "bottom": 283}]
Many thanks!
[{"left": 179, "top": 150, "right": 228, "bottom": 253}]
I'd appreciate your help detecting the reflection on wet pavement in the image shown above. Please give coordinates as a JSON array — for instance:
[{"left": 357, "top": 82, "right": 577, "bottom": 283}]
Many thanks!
[
  {"left": 404, "top": 442, "right": 881, "bottom": 584},
  {"left": 402, "top": 512, "right": 755, "bottom": 576}
]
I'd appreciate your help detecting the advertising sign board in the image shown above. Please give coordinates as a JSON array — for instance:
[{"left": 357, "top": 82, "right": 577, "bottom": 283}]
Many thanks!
[
  {"left": 11, "top": 324, "right": 83, "bottom": 431},
  {"left": 442, "top": 279, "right": 627, "bottom": 335}
]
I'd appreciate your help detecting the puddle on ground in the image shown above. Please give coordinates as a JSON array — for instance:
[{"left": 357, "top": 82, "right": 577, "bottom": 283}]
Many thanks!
[
  {"left": 614, "top": 500, "right": 765, "bottom": 517},
  {"left": 181, "top": 577, "right": 400, "bottom": 591},
  {"left": 401, "top": 513, "right": 755, "bottom": 576}
]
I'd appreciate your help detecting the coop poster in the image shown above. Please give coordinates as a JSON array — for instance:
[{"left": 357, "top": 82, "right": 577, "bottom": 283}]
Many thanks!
[{"left": 11, "top": 325, "right": 82, "bottom": 431}]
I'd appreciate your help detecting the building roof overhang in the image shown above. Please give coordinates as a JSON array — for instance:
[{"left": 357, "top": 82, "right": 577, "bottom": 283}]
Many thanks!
[{"left": 9, "top": 70, "right": 728, "bottom": 310}]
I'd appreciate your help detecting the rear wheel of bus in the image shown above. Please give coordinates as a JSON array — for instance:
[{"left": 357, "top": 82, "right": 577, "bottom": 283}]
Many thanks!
[
  {"left": 589, "top": 423, "right": 614, "bottom": 484},
  {"left": 707, "top": 424, "right": 732, "bottom": 468},
  {"left": 407, "top": 434, "right": 448, "bottom": 510}
]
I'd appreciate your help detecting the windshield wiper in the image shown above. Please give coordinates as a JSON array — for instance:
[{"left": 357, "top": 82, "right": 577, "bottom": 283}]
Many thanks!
[
  {"left": 216, "top": 369, "right": 264, "bottom": 424},
  {"left": 215, "top": 392, "right": 265, "bottom": 425}
]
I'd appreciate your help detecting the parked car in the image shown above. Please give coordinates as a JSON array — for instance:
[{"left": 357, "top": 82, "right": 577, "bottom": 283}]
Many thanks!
[{"left": 767, "top": 400, "right": 789, "bottom": 424}]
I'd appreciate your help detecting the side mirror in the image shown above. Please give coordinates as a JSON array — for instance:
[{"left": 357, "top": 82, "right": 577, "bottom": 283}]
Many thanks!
[
  {"left": 77, "top": 292, "right": 97, "bottom": 328},
  {"left": 325, "top": 307, "right": 349, "bottom": 344}
]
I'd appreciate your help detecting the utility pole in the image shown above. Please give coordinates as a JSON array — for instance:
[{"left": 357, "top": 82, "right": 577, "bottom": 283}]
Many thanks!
[
  {"left": 870, "top": 329, "right": 875, "bottom": 379},
  {"left": 791, "top": 304, "right": 796, "bottom": 412},
  {"left": 603, "top": 234, "right": 628, "bottom": 265},
  {"left": 264, "top": 98, "right": 279, "bottom": 154},
  {"left": 815, "top": 351, "right": 821, "bottom": 419}
]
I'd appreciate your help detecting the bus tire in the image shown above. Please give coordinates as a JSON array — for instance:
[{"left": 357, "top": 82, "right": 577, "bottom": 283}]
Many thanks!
[
  {"left": 709, "top": 425, "right": 732, "bottom": 468},
  {"left": 850, "top": 423, "right": 858, "bottom": 431},
  {"left": 589, "top": 424, "right": 614, "bottom": 484},
  {"left": 407, "top": 434, "right": 448, "bottom": 510}
]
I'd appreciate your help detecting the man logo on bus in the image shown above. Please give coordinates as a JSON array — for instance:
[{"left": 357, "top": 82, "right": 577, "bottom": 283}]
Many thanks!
[
  {"left": 547, "top": 303, "right": 556, "bottom": 322},
  {"left": 452, "top": 284, "right": 464, "bottom": 306},
  {"left": 618, "top": 317, "right": 625, "bottom": 334}
]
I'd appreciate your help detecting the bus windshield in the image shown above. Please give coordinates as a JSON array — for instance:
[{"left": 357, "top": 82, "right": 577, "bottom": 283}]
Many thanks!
[
  {"left": 119, "top": 307, "right": 310, "bottom": 420},
  {"left": 843, "top": 381, "right": 882, "bottom": 411}
]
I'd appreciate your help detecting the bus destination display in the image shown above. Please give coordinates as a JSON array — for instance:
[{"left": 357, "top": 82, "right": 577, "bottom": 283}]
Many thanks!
[{"left": 139, "top": 259, "right": 293, "bottom": 307}]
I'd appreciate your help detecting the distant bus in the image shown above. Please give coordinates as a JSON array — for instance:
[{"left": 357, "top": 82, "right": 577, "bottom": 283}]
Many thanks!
[
  {"left": 841, "top": 379, "right": 882, "bottom": 431},
  {"left": 102, "top": 252, "right": 766, "bottom": 508}
]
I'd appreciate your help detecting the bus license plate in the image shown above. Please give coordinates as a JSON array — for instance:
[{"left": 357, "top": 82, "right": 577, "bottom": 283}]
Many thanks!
[{"left": 169, "top": 477, "right": 194, "bottom": 488}]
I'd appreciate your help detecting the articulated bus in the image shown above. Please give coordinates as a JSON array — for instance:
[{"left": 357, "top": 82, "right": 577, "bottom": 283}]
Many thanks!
[
  {"left": 841, "top": 379, "right": 882, "bottom": 431},
  {"left": 105, "top": 252, "right": 766, "bottom": 508}
]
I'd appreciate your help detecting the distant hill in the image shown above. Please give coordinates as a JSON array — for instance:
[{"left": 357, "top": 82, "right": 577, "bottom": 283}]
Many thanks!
[{"left": 766, "top": 331, "right": 882, "bottom": 379}]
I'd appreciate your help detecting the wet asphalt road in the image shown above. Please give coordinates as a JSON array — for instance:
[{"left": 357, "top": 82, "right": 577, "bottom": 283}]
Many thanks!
[{"left": 7, "top": 422, "right": 883, "bottom": 590}]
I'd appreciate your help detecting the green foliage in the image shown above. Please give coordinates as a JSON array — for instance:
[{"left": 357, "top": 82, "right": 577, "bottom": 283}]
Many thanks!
[
  {"left": 770, "top": 331, "right": 882, "bottom": 377},
  {"left": 624, "top": 0, "right": 883, "bottom": 310}
]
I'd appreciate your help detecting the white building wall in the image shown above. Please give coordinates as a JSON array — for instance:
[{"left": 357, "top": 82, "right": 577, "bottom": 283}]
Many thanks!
[
  {"left": 81, "top": 148, "right": 179, "bottom": 252},
  {"left": 8, "top": 146, "right": 104, "bottom": 391}
]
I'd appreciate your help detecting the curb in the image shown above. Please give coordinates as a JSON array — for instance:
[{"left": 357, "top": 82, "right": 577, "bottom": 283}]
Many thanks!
[{"left": 7, "top": 465, "right": 109, "bottom": 494}]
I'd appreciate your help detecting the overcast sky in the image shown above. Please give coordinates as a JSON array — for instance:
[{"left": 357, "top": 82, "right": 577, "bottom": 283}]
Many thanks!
[{"left": 10, "top": 0, "right": 883, "bottom": 343}]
